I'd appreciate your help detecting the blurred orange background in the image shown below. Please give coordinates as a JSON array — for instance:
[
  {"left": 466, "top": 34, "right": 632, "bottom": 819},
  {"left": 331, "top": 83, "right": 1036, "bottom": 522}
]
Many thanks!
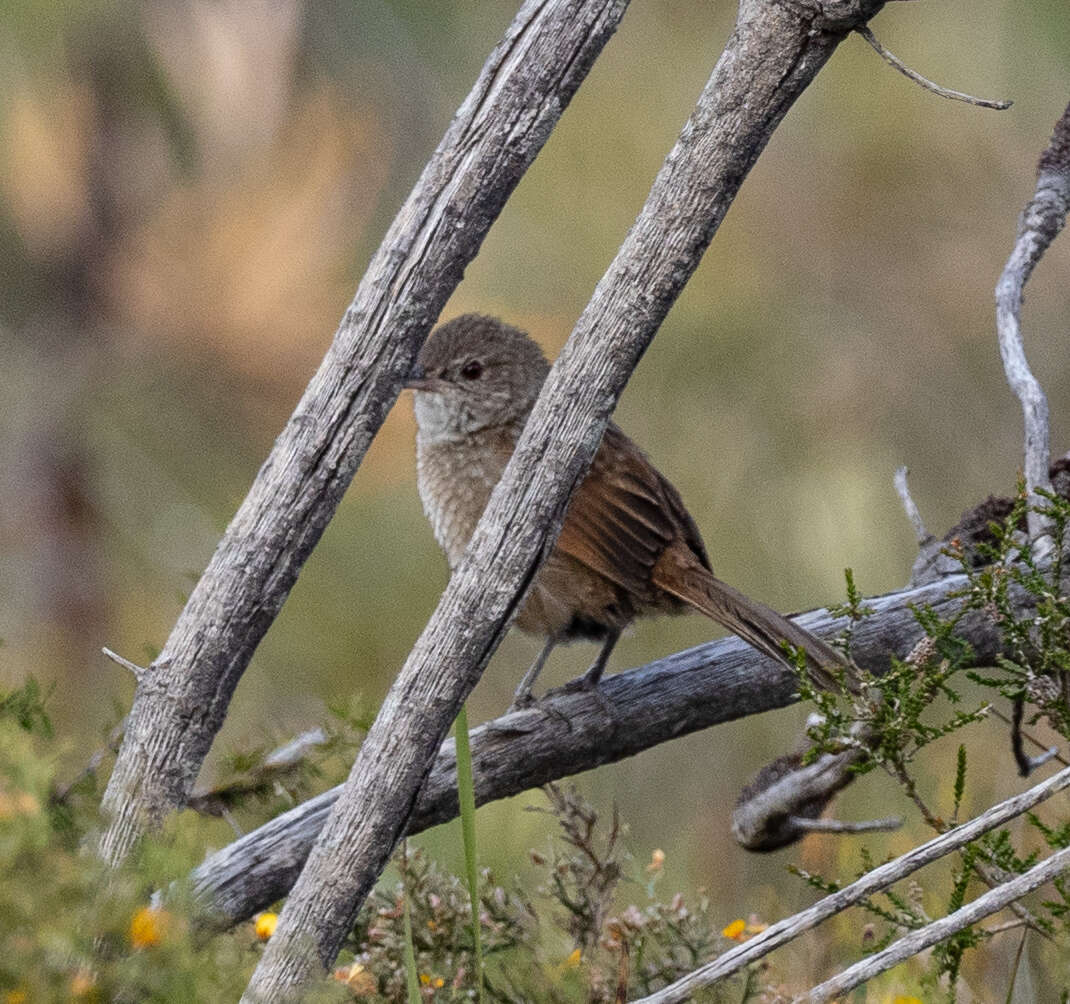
[{"left": 2, "top": 0, "right": 1069, "bottom": 993}]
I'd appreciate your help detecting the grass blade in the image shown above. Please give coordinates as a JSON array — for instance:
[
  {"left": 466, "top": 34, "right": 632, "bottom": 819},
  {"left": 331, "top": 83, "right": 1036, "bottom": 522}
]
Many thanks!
[
  {"left": 455, "top": 703, "right": 485, "bottom": 1002},
  {"left": 401, "top": 843, "right": 421, "bottom": 1004}
]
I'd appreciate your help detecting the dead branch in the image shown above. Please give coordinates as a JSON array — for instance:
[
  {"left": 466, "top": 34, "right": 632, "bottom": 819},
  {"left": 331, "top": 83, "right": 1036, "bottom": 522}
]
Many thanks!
[
  {"left": 995, "top": 100, "right": 1070, "bottom": 548},
  {"left": 187, "top": 504, "right": 1019, "bottom": 929},
  {"left": 243, "top": 1, "right": 887, "bottom": 995},
  {"left": 97, "top": 0, "right": 630, "bottom": 868}
]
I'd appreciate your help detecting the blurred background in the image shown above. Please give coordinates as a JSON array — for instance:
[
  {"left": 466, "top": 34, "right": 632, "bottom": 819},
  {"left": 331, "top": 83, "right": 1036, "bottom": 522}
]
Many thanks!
[{"left": 2, "top": 0, "right": 1069, "bottom": 993}]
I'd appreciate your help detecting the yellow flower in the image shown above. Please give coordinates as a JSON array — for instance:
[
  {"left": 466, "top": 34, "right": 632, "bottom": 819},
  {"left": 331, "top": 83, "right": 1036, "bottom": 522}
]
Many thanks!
[
  {"left": 433, "top": 978, "right": 445, "bottom": 988},
  {"left": 254, "top": 912, "right": 278, "bottom": 940},
  {"left": 333, "top": 962, "right": 377, "bottom": 995},
  {"left": 891, "top": 998, "right": 923, "bottom": 1004},
  {"left": 564, "top": 947, "right": 582, "bottom": 968},
  {"left": 129, "top": 905, "right": 169, "bottom": 948},
  {"left": 721, "top": 918, "right": 746, "bottom": 941},
  {"left": 4, "top": 990, "right": 28, "bottom": 1004},
  {"left": 646, "top": 848, "right": 666, "bottom": 872},
  {"left": 419, "top": 973, "right": 431, "bottom": 985}
]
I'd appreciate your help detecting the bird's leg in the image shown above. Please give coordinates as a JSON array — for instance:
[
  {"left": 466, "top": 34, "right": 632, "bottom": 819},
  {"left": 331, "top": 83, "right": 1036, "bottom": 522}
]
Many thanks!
[
  {"left": 581, "top": 628, "right": 622, "bottom": 689},
  {"left": 511, "top": 634, "right": 559, "bottom": 709}
]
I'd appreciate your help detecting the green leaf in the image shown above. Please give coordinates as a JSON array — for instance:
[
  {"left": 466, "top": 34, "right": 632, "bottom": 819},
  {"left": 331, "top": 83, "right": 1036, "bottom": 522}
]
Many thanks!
[
  {"left": 455, "top": 704, "right": 485, "bottom": 1003},
  {"left": 402, "top": 860, "right": 421, "bottom": 1004}
]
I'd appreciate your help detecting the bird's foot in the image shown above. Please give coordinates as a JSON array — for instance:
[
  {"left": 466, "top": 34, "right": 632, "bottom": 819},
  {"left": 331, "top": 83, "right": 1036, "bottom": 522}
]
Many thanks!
[{"left": 559, "top": 674, "right": 599, "bottom": 695}]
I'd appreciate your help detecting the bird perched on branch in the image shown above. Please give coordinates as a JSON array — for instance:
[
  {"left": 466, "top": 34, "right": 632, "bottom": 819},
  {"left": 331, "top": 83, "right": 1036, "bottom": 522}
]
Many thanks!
[{"left": 407, "top": 313, "right": 847, "bottom": 705}]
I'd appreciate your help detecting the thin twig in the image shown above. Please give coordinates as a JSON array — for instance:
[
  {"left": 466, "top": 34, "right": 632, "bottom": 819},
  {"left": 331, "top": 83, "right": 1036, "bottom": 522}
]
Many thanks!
[
  {"left": 988, "top": 704, "right": 1070, "bottom": 769},
  {"left": 788, "top": 815, "right": 901, "bottom": 834},
  {"left": 628, "top": 763, "right": 1070, "bottom": 1004},
  {"left": 856, "top": 27, "right": 1011, "bottom": 109},
  {"left": 995, "top": 100, "right": 1070, "bottom": 548},
  {"left": 894, "top": 466, "right": 932, "bottom": 546},
  {"left": 801, "top": 844, "right": 1070, "bottom": 1002}
]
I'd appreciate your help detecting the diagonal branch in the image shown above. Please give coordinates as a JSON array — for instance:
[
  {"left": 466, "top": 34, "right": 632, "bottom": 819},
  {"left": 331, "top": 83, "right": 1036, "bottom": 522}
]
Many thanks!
[
  {"left": 97, "top": 0, "right": 631, "bottom": 868},
  {"left": 243, "top": 0, "right": 887, "bottom": 995},
  {"left": 995, "top": 100, "right": 1070, "bottom": 547},
  {"left": 802, "top": 843, "right": 1070, "bottom": 1002},
  {"left": 630, "top": 762, "right": 1070, "bottom": 1003}
]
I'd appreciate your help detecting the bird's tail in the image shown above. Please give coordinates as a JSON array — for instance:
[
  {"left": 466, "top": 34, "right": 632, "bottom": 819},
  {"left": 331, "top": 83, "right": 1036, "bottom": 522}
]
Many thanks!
[{"left": 652, "top": 544, "right": 851, "bottom": 693}]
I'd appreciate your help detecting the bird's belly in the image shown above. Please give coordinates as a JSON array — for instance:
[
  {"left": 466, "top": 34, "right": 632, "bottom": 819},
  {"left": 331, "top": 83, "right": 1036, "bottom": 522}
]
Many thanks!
[{"left": 416, "top": 438, "right": 504, "bottom": 569}]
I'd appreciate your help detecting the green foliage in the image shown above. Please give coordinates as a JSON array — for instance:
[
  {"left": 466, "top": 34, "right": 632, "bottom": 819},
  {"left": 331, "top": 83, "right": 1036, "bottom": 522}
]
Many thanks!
[
  {"left": 453, "top": 704, "right": 484, "bottom": 1002},
  {"left": 0, "top": 675, "right": 53, "bottom": 738},
  {"left": 401, "top": 865, "right": 422, "bottom": 1004},
  {"left": 0, "top": 685, "right": 781, "bottom": 1002},
  {"left": 795, "top": 490, "right": 1070, "bottom": 997}
]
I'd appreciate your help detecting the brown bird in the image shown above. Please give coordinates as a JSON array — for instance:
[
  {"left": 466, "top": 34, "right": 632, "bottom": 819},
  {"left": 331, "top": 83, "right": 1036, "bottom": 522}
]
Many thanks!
[{"left": 407, "top": 314, "right": 845, "bottom": 705}]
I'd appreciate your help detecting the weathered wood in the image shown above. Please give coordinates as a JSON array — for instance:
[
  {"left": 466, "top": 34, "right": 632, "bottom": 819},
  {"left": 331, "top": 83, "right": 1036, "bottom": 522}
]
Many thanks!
[
  {"left": 243, "top": 0, "right": 886, "bottom": 996},
  {"left": 995, "top": 100, "right": 1070, "bottom": 546},
  {"left": 190, "top": 567, "right": 1007, "bottom": 929},
  {"left": 98, "top": 0, "right": 631, "bottom": 867}
]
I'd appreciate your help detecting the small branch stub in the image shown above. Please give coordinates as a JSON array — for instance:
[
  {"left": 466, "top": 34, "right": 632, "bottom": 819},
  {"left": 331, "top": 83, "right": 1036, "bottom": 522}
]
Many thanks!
[{"left": 101, "top": 647, "right": 147, "bottom": 682}]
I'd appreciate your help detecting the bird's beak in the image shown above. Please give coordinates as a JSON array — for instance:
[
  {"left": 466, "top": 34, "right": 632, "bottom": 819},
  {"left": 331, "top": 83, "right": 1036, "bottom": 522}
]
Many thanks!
[{"left": 404, "top": 361, "right": 445, "bottom": 392}]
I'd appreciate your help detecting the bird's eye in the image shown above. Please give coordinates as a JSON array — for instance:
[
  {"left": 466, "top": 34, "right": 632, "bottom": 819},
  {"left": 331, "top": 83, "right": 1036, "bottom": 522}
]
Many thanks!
[{"left": 460, "top": 360, "right": 483, "bottom": 380}]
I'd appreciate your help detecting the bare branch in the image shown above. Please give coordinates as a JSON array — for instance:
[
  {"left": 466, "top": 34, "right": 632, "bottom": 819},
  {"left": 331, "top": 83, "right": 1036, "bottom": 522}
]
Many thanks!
[
  {"left": 788, "top": 815, "right": 901, "bottom": 834},
  {"left": 629, "top": 763, "right": 1070, "bottom": 1004},
  {"left": 97, "top": 0, "right": 631, "bottom": 868},
  {"left": 190, "top": 564, "right": 1021, "bottom": 928},
  {"left": 802, "top": 844, "right": 1070, "bottom": 1002},
  {"left": 995, "top": 100, "right": 1070, "bottom": 548},
  {"left": 243, "top": 2, "right": 888, "bottom": 994},
  {"left": 894, "top": 466, "right": 931, "bottom": 546},
  {"left": 856, "top": 27, "right": 1011, "bottom": 109}
]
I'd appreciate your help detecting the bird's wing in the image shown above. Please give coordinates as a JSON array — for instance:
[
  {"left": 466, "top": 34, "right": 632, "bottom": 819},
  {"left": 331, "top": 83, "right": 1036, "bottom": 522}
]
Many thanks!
[{"left": 554, "top": 423, "right": 711, "bottom": 594}]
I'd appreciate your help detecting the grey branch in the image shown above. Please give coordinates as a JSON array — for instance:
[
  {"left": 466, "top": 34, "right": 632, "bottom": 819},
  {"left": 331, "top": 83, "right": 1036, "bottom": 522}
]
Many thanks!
[
  {"left": 101, "top": 647, "right": 146, "bottom": 681},
  {"left": 97, "top": 0, "right": 629, "bottom": 868},
  {"left": 787, "top": 815, "right": 901, "bottom": 833},
  {"left": 802, "top": 844, "right": 1070, "bottom": 1002},
  {"left": 191, "top": 565, "right": 1008, "bottom": 930},
  {"left": 856, "top": 26, "right": 1011, "bottom": 109},
  {"left": 243, "top": 1, "right": 886, "bottom": 996},
  {"left": 894, "top": 465, "right": 931, "bottom": 546},
  {"left": 995, "top": 100, "right": 1070, "bottom": 547},
  {"left": 629, "top": 762, "right": 1070, "bottom": 1004}
]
